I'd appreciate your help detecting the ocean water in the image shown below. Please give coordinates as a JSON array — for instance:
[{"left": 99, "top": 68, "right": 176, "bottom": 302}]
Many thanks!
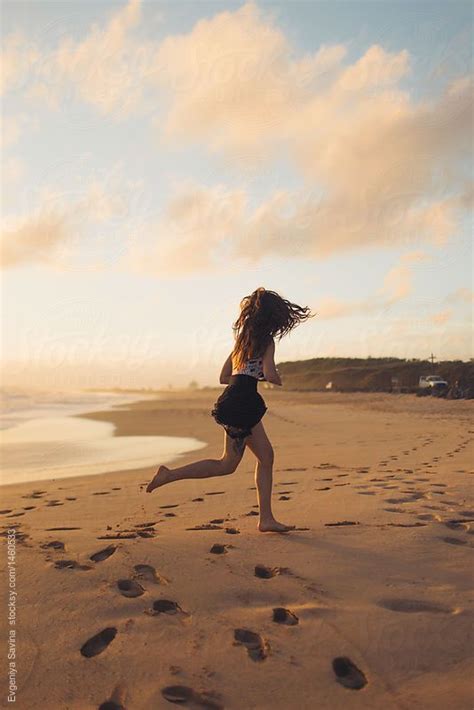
[
  {"left": 0, "top": 387, "right": 157, "bottom": 431},
  {"left": 0, "top": 387, "right": 206, "bottom": 486}
]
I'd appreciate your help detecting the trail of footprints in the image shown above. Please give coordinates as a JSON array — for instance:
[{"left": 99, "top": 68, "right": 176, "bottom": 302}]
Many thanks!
[
  {"left": 46, "top": 514, "right": 465, "bottom": 709},
  {"left": 4, "top": 431, "right": 472, "bottom": 707},
  {"left": 38, "top": 508, "right": 375, "bottom": 707},
  {"left": 74, "top": 549, "right": 372, "bottom": 707}
]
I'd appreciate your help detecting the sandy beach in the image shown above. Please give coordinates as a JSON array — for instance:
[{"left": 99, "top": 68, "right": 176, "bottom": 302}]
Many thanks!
[{"left": 1, "top": 389, "right": 473, "bottom": 709}]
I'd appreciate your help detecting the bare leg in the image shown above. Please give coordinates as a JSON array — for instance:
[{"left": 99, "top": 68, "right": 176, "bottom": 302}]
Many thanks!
[
  {"left": 146, "top": 431, "right": 247, "bottom": 493},
  {"left": 245, "top": 421, "right": 295, "bottom": 532}
]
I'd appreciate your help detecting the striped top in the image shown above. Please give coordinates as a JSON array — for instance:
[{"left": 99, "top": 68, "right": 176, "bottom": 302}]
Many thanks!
[{"left": 231, "top": 356, "right": 265, "bottom": 381}]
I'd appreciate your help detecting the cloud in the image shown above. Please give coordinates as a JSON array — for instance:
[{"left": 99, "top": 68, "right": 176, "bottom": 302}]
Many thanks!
[
  {"left": 3, "top": 1, "right": 472, "bottom": 272},
  {"left": 0, "top": 31, "right": 40, "bottom": 95},
  {"left": 146, "top": 2, "right": 472, "bottom": 263},
  {"left": 1, "top": 208, "right": 69, "bottom": 269},
  {"left": 124, "top": 182, "right": 246, "bottom": 275},
  {"left": 152, "top": 2, "right": 348, "bottom": 159},
  {"left": 1, "top": 175, "right": 131, "bottom": 269},
  {"left": 430, "top": 309, "right": 453, "bottom": 325},
  {"left": 51, "top": 0, "right": 145, "bottom": 116},
  {"left": 446, "top": 287, "right": 474, "bottom": 304},
  {"left": 311, "top": 251, "right": 429, "bottom": 320},
  {"left": 4, "top": 0, "right": 158, "bottom": 118},
  {"left": 1, "top": 113, "right": 38, "bottom": 151},
  {"left": 377, "top": 251, "right": 429, "bottom": 305},
  {"left": 313, "top": 295, "right": 377, "bottom": 320}
]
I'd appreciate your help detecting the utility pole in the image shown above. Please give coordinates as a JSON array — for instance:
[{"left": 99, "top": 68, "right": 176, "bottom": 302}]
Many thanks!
[{"left": 429, "top": 352, "right": 436, "bottom": 365}]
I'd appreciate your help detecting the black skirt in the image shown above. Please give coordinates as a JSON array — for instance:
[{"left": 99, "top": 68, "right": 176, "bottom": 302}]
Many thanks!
[{"left": 211, "top": 374, "right": 267, "bottom": 439}]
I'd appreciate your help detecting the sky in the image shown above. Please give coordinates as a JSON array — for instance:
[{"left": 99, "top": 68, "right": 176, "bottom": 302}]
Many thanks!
[{"left": 1, "top": 0, "right": 473, "bottom": 389}]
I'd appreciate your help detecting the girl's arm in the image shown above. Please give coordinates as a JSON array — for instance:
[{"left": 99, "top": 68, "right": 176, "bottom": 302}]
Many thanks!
[
  {"left": 219, "top": 351, "right": 233, "bottom": 384},
  {"left": 262, "top": 338, "right": 282, "bottom": 386}
]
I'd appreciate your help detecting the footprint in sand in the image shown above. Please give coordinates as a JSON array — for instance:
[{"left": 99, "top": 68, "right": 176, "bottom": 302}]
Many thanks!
[
  {"left": 279, "top": 495, "right": 291, "bottom": 501},
  {"left": 23, "top": 491, "right": 47, "bottom": 499},
  {"left": 161, "top": 685, "right": 223, "bottom": 709},
  {"left": 99, "top": 700, "right": 125, "bottom": 710},
  {"left": 93, "top": 491, "right": 111, "bottom": 496},
  {"left": 225, "top": 527, "right": 240, "bottom": 535},
  {"left": 316, "top": 487, "right": 331, "bottom": 491},
  {"left": 90, "top": 545, "right": 117, "bottom": 563},
  {"left": 332, "top": 657, "right": 368, "bottom": 690},
  {"left": 186, "top": 524, "right": 223, "bottom": 531},
  {"left": 385, "top": 494, "right": 425, "bottom": 504},
  {"left": 384, "top": 507, "right": 409, "bottom": 513},
  {"left": 440, "top": 536, "right": 468, "bottom": 546},
  {"left": 210, "top": 544, "right": 228, "bottom": 554},
  {"left": 133, "top": 564, "right": 168, "bottom": 584},
  {"left": 416, "top": 513, "right": 442, "bottom": 522},
  {"left": 117, "top": 579, "right": 145, "bottom": 597},
  {"left": 272, "top": 608, "right": 299, "bottom": 625},
  {"left": 325, "top": 521, "right": 360, "bottom": 527},
  {"left": 147, "top": 599, "right": 187, "bottom": 617},
  {"left": 377, "top": 598, "right": 456, "bottom": 614},
  {"left": 80, "top": 627, "right": 117, "bottom": 658},
  {"left": 205, "top": 491, "right": 226, "bottom": 496},
  {"left": 439, "top": 518, "right": 474, "bottom": 530},
  {"left": 41, "top": 540, "right": 66, "bottom": 551},
  {"left": 45, "top": 526, "right": 81, "bottom": 531},
  {"left": 245, "top": 511, "right": 259, "bottom": 517},
  {"left": 233, "top": 629, "right": 269, "bottom": 661},
  {"left": 55, "top": 559, "right": 92, "bottom": 571},
  {"left": 136, "top": 528, "right": 157, "bottom": 538},
  {"left": 23, "top": 506, "right": 36, "bottom": 511},
  {"left": 191, "top": 497, "right": 204, "bottom": 502},
  {"left": 0, "top": 510, "right": 12, "bottom": 515},
  {"left": 98, "top": 683, "right": 127, "bottom": 710},
  {"left": 254, "top": 564, "right": 287, "bottom": 579}
]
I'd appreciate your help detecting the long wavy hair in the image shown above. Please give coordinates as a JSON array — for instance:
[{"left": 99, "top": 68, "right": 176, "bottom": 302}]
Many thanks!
[{"left": 232, "top": 287, "right": 315, "bottom": 369}]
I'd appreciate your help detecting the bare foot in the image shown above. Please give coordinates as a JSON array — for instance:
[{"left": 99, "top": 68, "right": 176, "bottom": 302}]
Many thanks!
[
  {"left": 146, "top": 465, "right": 173, "bottom": 493},
  {"left": 258, "top": 519, "right": 296, "bottom": 533}
]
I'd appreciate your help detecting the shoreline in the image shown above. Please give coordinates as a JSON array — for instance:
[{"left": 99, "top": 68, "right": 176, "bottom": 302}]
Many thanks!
[
  {"left": 0, "top": 394, "right": 208, "bottom": 494},
  {"left": 2, "top": 389, "right": 471, "bottom": 496}
]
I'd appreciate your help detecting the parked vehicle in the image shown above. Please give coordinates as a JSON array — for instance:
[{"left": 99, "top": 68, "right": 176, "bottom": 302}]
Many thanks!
[{"left": 418, "top": 375, "right": 449, "bottom": 397}]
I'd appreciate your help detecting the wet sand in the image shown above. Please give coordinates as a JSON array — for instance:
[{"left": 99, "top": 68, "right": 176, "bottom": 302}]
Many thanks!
[{"left": 0, "top": 389, "right": 473, "bottom": 709}]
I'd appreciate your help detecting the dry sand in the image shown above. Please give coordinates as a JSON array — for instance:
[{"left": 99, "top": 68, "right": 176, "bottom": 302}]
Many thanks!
[{"left": 0, "top": 389, "right": 473, "bottom": 709}]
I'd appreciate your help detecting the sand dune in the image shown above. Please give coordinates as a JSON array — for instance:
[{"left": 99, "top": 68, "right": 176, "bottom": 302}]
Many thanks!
[{"left": 0, "top": 390, "right": 472, "bottom": 709}]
